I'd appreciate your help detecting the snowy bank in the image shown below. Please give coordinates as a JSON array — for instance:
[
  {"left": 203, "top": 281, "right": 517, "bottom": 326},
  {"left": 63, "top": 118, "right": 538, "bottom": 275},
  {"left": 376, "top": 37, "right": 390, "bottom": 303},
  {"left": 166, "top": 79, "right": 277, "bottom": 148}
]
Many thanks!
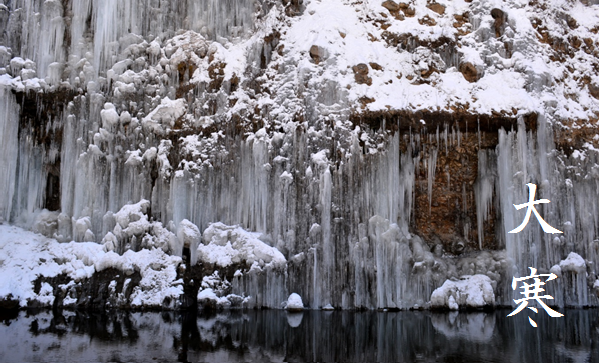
[{"left": 0, "top": 224, "right": 183, "bottom": 309}]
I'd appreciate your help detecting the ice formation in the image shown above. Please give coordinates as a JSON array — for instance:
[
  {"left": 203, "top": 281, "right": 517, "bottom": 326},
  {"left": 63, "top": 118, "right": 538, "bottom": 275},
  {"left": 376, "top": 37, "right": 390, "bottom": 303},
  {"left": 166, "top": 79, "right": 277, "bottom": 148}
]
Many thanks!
[{"left": 0, "top": 0, "right": 599, "bottom": 309}]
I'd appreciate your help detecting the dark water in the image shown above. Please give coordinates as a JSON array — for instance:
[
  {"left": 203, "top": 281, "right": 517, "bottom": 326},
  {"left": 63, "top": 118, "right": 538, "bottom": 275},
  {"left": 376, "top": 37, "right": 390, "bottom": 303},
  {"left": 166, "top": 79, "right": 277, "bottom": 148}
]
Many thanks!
[{"left": 0, "top": 308, "right": 598, "bottom": 362}]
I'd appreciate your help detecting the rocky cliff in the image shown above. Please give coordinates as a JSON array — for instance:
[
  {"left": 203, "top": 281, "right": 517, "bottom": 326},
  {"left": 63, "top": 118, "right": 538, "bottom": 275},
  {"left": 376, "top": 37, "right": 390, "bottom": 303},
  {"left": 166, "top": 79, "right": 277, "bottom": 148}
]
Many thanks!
[{"left": 1, "top": 0, "right": 599, "bottom": 310}]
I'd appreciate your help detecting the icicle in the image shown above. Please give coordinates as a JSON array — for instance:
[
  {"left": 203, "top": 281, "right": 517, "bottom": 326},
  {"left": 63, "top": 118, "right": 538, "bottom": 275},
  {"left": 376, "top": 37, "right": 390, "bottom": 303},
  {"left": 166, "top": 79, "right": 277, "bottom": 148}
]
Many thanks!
[
  {"left": 0, "top": 88, "right": 19, "bottom": 223},
  {"left": 475, "top": 150, "right": 495, "bottom": 250},
  {"left": 444, "top": 125, "right": 448, "bottom": 155},
  {"left": 320, "top": 167, "right": 333, "bottom": 307},
  {"left": 477, "top": 118, "right": 481, "bottom": 150},
  {"left": 428, "top": 148, "right": 438, "bottom": 214}
]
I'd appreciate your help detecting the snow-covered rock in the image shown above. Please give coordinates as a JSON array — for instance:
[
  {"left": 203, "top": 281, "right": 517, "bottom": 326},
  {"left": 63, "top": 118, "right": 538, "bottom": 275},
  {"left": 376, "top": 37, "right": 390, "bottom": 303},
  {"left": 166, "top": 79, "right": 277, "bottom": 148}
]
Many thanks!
[
  {"left": 0, "top": 224, "right": 183, "bottom": 309},
  {"left": 286, "top": 293, "right": 304, "bottom": 311},
  {"left": 559, "top": 252, "right": 586, "bottom": 274},
  {"left": 430, "top": 275, "right": 495, "bottom": 310},
  {"left": 198, "top": 223, "right": 286, "bottom": 268},
  {"left": 142, "top": 97, "right": 187, "bottom": 135}
]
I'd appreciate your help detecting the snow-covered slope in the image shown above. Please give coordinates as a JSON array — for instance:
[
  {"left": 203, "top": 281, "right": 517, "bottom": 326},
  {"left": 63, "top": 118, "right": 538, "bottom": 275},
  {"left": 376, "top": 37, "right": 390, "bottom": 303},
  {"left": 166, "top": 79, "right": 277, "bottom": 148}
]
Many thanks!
[{"left": 0, "top": 0, "right": 598, "bottom": 309}]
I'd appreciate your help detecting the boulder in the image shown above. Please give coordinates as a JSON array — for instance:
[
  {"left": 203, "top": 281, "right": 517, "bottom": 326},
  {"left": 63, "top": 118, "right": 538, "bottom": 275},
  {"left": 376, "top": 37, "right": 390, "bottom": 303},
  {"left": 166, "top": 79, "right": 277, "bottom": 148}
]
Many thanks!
[
  {"left": 352, "top": 63, "right": 372, "bottom": 85},
  {"left": 459, "top": 62, "right": 482, "bottom": 83}
]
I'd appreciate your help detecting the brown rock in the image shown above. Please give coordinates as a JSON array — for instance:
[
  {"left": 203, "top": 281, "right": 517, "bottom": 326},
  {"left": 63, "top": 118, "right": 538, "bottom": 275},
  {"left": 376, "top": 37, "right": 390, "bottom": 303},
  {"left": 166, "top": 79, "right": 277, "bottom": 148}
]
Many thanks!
[
  {"left": 402, "top": 4, "right": 416, "bottom": 17},
  {"left": 309, "top": 45, "right": 326, "bottom": 64},
  {"left": 427, "top": 3, "right": 445, "bottom": 15},
  {"left": 453, "top": 13, "right": 470, "bottom": 34},
  {"left": 589, "top": 83, "right": 599, "bottom": 99},
  {"left": 418, "top": 15, "right": 437, "bottom": 26},
  {"left": 382, "top": 1, "right": 405, "bottom": 20},
  {"left": 490, "top": 8, "right": 507, "bottom": 37},
  {"left": 369, "top": 62, "right": 383, "bottom": 71},
  {"left": 353, "top": 63, "right": 372, "bottom": 85},
  {"left": 459, "top": 62, "right": 481, "bottom": 83},
  {"left": 353, "top": 63, "right": 369, "bottom": 74},
  {"left": 382, "top": 0, "right": 400, "bottom": 11},
  {"left": 566, "top": 14, "right": 578, "bottom": 30},
  {"left": 358, "top": 96, "right": 375, "bottom": 108}
]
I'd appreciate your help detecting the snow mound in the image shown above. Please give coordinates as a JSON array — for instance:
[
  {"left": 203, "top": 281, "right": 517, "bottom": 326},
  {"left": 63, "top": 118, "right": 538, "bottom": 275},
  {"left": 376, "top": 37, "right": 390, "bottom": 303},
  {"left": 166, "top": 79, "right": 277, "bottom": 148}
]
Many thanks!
[
  {"left": 0, "top": 225, "right": 183, "bottom": 308},
  {"left": 430, "top": 275, "right": 495, "bottom": 310},
  {"left": 559, "top": 252, "right": 586, "bottom": 274},
  {"left": 286, "top": 293, "right": 304, "bottom": 311},
  {"left": 101, "top": 200, "right": 181, "bottom": 258},
  {"left": 198, "top": 223, "right": 286, "bottom": 268}
]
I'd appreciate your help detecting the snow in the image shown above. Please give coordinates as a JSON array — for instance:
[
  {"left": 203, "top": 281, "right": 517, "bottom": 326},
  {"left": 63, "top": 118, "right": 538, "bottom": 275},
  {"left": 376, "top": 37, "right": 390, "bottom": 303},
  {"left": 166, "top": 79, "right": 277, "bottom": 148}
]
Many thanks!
[
  {"left": 198, "top": 223, "right": 286, "bottom": 268},
  {"left": 176, "top": 219, "right": 201, "bottom": 265},
  {"left": 100, "top": 103, "right": 120, "bottom": 128},
  {"left": 142, "top": 98, "right": 187, "bottom": 135},
  {"left": 430, "top": 275, "right": 496, "bottom": 309},
  {"left": 196, "top": 271, "right": 249, "bottom": 308},
  {"left": 559, "top": 252, "right": 586, "bottom": 274},
  {"left": 286, "top": 293, "right": 304, "bottom": 311},
  {"left": 0, "top": 224, "right": 183, "bottom": 308}
]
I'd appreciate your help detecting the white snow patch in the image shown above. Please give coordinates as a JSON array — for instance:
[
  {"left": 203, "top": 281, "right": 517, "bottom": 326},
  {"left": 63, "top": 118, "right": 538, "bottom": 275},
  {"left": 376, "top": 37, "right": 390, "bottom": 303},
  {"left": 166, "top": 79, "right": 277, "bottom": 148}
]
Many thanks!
[
  {"left": 430, "top": 275, "right": 495, "bottom": 309},
  {"left": 0, "top": 224, "right": 183, "bottom": 308},
  {"left": 142, "top": 97, "right": 187, "bottom": 134},
  {"left": 286, "top": 293, "right": 304, "bottom": 311},
  {"left": 198, "top": 223, "right": 286, "bottom": 268},
  {"left": 559, "top": 252, "right": 586, "bottom": 274}
]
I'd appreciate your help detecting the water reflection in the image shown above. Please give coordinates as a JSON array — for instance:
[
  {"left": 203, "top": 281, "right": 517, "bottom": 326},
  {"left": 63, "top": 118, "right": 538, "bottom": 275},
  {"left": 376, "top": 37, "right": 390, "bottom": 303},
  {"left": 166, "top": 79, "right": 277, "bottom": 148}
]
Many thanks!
[{"left": 0, "top": 308, "right": 597, "bottom": 362}]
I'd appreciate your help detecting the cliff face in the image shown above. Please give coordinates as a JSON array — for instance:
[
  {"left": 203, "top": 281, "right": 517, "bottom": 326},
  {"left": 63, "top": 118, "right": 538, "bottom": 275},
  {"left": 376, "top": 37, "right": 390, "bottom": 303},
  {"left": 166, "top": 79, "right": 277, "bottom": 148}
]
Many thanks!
[{"left": 0, "top": 0, "right": 599, "bottom": 310}]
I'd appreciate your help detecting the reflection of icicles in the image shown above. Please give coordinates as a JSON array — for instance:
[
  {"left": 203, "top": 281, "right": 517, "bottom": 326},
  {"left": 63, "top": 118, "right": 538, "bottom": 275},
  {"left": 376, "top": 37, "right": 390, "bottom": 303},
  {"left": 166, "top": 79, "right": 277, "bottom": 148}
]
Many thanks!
[{"left": 428, "top": 148, "right": 437, "bottom": 214}]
